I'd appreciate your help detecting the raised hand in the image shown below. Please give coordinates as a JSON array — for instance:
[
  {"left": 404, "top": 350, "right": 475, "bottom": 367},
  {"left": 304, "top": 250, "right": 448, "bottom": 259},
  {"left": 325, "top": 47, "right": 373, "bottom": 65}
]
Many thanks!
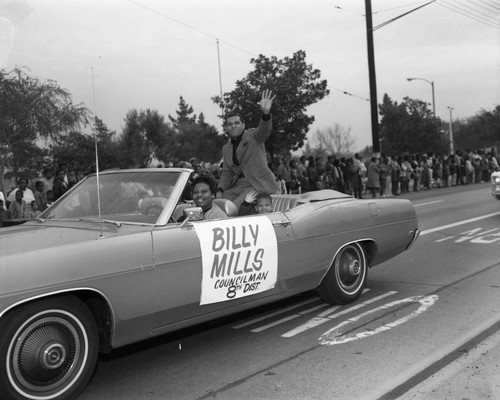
[
  {"left": 257, "top": 89, "right": 276, "bottom": 115},
  {"left": 244, "top": 189, "right": 258, "bottom": 204}
]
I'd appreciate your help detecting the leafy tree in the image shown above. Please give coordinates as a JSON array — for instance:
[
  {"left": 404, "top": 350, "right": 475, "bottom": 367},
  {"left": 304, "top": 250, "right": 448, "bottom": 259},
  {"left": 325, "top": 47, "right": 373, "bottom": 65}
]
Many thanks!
[
  {"left": 118, "top": 109, "right": 172, "bottom": 168},
  {"left": 166, "top": 120, "right": 225, "bottom": 163},
  {"left": 0, "top": 67, "right": 89, "bottom": 193},
  {"left": 453, "top": 105, "right": 500, "bottom": 151},
  {"left": 212, "top": 50, "right": 329, "bottom": 158},
  {"left": 378, "top": 94, "right": 448, "bottom": 156},
  {"left": 50, "top": 118, "right": 120, "bottom": 177}
]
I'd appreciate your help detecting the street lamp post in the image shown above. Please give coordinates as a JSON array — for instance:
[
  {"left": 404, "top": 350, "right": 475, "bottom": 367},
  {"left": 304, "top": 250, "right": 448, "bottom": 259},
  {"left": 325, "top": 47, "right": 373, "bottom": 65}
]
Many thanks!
[
  {"left": 407, "top": 77, "right": 435, "bottom": 119},
  {"left": 447, "top": 106, "right": 454, "bottom": 155}
]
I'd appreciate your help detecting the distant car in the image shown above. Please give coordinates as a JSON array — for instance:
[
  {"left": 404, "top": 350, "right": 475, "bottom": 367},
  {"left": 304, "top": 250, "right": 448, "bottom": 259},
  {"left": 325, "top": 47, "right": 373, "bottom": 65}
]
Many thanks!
[
  {"left": 0, "top": 168, "right": 419, "bottom": 400},
  {"left": 491, "top": 171, "right": 500, "bottom": 200}
]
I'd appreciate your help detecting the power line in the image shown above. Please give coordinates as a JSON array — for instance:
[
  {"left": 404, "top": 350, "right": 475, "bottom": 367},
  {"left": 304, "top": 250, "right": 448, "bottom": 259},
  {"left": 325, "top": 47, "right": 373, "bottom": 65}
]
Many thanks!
[
  {"left": 126, "top": 0, "right": 255, "bottom": 56},
  {"left": 373, "top": 0, "right": 433, "bottom": 14},
  {"left": 373, "top": 0, "right": 436, "bottom": 31},
  {"left": 328, "top": 86, "right": 370, "bottom": 102},
  {"left": 436, "top": 0, "right": 500, "bottom": 28},
  {"left": 475, "top": 0, "right": 500, "bottom": 12},
  {"left": 463, "top": 0, "right": 500, "bottom": 13},
  {"left": 447, "top": 0, "right": 500, "bottom": 23},
  {"left": 127, "top": 0, "right": 370, "bottom": 103},
  {"left": 314, "top": 0, "right": 364, "bottom": 16}
]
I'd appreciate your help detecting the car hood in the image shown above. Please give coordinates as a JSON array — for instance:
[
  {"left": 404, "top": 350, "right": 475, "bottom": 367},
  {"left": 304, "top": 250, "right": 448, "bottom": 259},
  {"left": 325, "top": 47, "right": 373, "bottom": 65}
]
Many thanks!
[{"left": 0, "top": 220, "right": 128, "bottom": 257}]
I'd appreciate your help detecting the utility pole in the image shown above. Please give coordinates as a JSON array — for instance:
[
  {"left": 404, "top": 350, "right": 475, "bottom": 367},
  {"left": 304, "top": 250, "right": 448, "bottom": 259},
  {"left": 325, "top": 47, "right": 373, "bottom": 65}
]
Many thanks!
[
  {"left": 447, "top": 106, "right": 454, "bottom": 154},
  {"left": 365, "top": 0, "right": 379, "bottom": 154}
]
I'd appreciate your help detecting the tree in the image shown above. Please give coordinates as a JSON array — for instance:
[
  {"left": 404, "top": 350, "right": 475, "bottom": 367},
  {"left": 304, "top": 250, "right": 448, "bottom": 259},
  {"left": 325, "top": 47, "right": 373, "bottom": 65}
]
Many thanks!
[
  {"left": 168, "top": 96, "right": 196, "bottom": 129},
  {"left": 311, "top": 123, "right": 355, "bottom": 156},
  {"left": 212, "top": 50, "right": 329, "bottom": 158},
  {"left": 166, "top": 120, "right": 225, "bottom": 163},
  {"left": 118, "top": 109, "right": 172, "bottom": 168},
  {"left": 0, "top": 67, "right": 89, "bottom": 193},
  {"left": 160, "top": 99, "right": 225, "bottom": 164},
  {"left": 453, "top": 105, "right": 500, "bottom": 151},
  {"left": 50, "top": 118, "right": 120, "bottom": 177},
  {"left": 378, "top": 94, "right": 448, "bottom": 156}
]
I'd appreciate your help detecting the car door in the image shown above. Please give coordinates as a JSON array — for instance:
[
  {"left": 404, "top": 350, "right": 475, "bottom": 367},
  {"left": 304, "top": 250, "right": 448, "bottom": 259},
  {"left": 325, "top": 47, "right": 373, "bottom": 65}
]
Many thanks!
[{"left": 150, "top": 212, "right": 296, "bottom": 333}]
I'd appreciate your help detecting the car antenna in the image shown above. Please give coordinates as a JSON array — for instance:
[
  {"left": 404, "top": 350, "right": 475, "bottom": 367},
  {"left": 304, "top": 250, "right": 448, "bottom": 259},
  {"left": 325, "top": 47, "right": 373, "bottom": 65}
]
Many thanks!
[{"left": 92, "top": 66, "right": 104, "bottom": 238}]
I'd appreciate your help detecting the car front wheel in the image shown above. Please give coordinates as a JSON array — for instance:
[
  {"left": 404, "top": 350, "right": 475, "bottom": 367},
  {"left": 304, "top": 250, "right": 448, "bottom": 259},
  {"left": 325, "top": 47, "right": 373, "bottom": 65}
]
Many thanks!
[
  {"left": 0, "top": 296, "right": 99, "bottom": 400},
  {"left": 318, "top": 242, "right": 367, "bottom": 305}
]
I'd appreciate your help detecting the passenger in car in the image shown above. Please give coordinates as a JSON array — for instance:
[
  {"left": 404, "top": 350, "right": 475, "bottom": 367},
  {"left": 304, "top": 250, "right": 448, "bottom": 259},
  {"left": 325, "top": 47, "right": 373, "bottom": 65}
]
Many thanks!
[
  {"left": 189, "top": 175, "right": 228, "bottom": 221},
  {"left": 238, "top": 190, "right": 273, "bottom": 215}
]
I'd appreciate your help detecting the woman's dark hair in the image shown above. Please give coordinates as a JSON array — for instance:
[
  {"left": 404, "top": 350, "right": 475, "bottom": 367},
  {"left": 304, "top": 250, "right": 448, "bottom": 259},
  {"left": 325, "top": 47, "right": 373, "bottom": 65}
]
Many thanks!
[{"left": 191, "top": 174, "right": 218, "bottom": 195}]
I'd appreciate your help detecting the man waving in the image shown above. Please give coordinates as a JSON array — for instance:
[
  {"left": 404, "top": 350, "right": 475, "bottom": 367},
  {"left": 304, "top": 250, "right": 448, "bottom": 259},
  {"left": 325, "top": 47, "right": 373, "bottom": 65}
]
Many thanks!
[{"left": 217, "top": 90, "right": 279, "bottom": 208}]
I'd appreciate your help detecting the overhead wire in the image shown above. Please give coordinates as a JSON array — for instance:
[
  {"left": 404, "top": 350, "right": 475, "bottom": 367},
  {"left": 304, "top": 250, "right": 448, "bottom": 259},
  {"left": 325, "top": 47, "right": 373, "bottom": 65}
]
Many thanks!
[
  {"left": 128, "top": 0, "right": 370, "bottom": 103},
  {"left": 474, "top": 0, "right": 500, "bottom": 12},
  {"left": 372, "top": 0, "right": 436, "bottom": 31},
  {"left": 446, "top": 0, "right": 500, "bottom": 22},
  {"left": 436, "top": 0, "right": 500, "bottom": 28},
  {"left": 463, "top": 0, "right": 500, "bottom": 13},
  {"left": 372, "top": 0, "right": 434, "bottom": 14}
]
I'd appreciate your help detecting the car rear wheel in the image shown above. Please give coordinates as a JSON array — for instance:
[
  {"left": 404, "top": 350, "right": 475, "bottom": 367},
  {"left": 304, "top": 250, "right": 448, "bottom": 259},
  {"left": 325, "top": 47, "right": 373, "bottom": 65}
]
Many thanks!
[
  {"left": 0, "top": 296, "right": 99, "bottom": 400},
  {"left": 318, "top": 242, "right": 367, "bottom": 305}
]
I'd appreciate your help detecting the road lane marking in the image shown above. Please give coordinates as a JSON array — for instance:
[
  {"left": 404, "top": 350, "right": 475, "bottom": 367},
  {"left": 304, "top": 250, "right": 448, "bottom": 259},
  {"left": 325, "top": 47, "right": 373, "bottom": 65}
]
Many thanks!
[
  {"left": 414, "top": 200, "right": 442, "bottom": 207},
  {"left": 232, "top": 297, "right": 319, "bottom": 329},
  {"left": 281, "top": 290, "right": 397, "bottom": 338},
  {"left": 420, "top": 211, "right": 500, "bottom": 236},
  {"left": 250, "top": 303, "right": 330, "bottom": 333},
  {"left": 319, "top": 294, "right": 438, "bottom": 346}
]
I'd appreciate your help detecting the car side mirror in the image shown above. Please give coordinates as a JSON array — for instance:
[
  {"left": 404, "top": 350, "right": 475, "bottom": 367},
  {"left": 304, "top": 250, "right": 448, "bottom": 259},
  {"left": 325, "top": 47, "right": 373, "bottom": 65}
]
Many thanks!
[{"left": 179, "top": 207, "right": 203, "bottom": 228}]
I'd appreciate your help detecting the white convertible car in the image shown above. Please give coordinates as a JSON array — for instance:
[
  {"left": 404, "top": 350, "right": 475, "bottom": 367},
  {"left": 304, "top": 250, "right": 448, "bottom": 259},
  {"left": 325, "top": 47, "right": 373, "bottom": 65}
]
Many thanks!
[{"left": 0, "top": 168, "right": 419, "bottom": 400}]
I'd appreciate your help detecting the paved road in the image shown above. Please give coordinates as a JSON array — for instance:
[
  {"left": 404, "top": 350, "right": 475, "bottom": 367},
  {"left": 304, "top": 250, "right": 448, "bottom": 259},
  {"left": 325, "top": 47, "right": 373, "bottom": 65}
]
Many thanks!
[{"left": 79, "top": 182, "right": 500, "bottom": 400}]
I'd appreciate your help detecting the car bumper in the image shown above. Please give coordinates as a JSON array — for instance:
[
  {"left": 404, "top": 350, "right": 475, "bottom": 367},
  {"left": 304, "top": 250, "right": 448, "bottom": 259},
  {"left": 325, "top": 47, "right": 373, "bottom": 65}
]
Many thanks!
[{"left": 406, "top": 228, "right": 420, "bottom": 250}]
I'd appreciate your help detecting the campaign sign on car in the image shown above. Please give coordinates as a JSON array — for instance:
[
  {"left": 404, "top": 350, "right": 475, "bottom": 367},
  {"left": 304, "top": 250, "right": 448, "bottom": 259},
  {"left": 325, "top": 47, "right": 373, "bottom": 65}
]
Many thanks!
[{"left": 193, "top": 216, "right": 278, "bottom": 305}]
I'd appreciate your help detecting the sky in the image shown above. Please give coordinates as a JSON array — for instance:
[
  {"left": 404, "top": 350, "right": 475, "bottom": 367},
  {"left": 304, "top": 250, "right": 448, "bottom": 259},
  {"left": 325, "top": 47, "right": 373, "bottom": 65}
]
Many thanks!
[{"left": 1, "top": 0, "right": 499, "bottom": 153}]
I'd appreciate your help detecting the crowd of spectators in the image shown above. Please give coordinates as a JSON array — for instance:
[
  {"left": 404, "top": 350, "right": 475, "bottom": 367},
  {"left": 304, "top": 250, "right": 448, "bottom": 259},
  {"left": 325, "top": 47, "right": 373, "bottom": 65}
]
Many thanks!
[
  {"left": 1, "top": 148, "right": 498, "bottom": 226},
  {"left": 0, "top": 163, "right": 72, "bottom": 225},
  {"left": 181, "top": 148, "right": 499, "bottom": 201}
]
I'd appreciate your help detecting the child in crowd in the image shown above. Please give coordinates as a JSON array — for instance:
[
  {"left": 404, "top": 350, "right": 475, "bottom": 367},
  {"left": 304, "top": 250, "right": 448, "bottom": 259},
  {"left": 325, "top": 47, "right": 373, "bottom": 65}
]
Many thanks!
[
  {"left": 28, "top": 200, "right": 42, "bottom": 220},
  {"left": 238, "top": 190, "right": 273, "bottom": 216},
  {"left": 46, "top": 190, "right": 55, "bottom": 207}
]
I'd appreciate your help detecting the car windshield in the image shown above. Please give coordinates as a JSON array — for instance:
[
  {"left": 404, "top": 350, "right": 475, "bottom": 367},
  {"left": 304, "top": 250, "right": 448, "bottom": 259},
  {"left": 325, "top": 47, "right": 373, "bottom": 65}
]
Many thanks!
[{"left": 41, "top": 170, "right": 182, "bottom": 224}]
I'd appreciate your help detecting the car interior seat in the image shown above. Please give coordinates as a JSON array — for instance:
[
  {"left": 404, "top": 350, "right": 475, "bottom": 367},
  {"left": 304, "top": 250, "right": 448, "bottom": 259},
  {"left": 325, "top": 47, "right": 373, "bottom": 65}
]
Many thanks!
[{"left": 213, "top": 198, "right": 238, "bottom": 217}]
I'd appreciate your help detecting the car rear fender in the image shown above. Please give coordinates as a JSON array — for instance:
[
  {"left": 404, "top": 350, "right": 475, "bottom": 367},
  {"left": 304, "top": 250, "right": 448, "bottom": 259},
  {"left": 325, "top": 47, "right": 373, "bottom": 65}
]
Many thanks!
[
  {"left": 0, "top": 288, "right": 115, "bottom": 353},
  {"left": 321, "top": 238, "right": 378, "bottom": 280}
]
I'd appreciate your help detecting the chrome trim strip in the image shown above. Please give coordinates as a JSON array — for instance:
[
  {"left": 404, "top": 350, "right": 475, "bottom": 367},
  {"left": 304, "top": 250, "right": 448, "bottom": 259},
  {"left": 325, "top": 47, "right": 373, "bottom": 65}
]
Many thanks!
[{"left": 0, "top": 287, "right": 115, "bottom": 327}]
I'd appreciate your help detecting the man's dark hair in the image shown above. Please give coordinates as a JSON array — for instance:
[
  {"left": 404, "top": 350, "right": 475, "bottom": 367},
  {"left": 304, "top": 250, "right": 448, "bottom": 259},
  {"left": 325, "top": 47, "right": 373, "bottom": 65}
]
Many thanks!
[
  {"left": 225, "top": 112, "right": 245, "bottom": 124},
  {"left": 191, "top": 174, "right": 218, "bottom": 196},
  {"left": 35, "top": 181, "right": 44, "bottom": 190}
]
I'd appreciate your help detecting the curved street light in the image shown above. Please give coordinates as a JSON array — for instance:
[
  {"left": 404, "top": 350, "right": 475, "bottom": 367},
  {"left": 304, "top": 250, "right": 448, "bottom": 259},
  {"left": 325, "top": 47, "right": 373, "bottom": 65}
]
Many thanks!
[{"left": 407, "top": 77, "right": 435, "bottom": 119}]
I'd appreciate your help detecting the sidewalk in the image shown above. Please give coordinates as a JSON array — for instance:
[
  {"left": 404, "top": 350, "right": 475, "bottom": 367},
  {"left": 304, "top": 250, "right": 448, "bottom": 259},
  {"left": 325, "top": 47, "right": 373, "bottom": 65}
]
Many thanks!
[{"left": 399, "top": 328, "right": 500, "bottom": 399}]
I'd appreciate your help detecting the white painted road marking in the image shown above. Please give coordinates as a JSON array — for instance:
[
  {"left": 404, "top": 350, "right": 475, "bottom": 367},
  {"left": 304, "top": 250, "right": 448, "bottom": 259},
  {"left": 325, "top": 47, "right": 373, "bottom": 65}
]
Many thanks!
[
  {"left": 414, "top": 200, "right": 443, "bottom": 207},
  {"left": 436, "top": 227, "right": 500, "bottom": 243},
  {"left": 319, "top": 294, "right": 439, "bottom": 346},
  {"left": 420, "top": 211, "right": 500, "bottom": 236},
  {"left": 232, "top": 297, "right": 319, "bottom": 329},
  {"left": 281, "top": 291, "right": 397, "bottom": 338}
]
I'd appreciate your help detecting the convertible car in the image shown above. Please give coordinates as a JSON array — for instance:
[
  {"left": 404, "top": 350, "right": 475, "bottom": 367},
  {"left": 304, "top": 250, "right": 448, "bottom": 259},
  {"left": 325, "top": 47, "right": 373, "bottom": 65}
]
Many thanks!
[
  {"left": 491, "top": 171, "right": 500, "bottom": 200},
  {"left": 0, "top": 168, "right": 419, "bottom": 400}
]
